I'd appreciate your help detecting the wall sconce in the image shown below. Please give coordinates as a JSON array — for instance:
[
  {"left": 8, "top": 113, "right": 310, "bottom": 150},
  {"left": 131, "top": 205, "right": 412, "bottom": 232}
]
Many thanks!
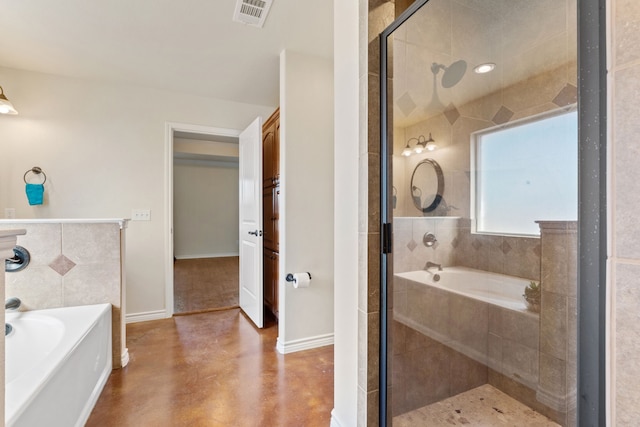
[
  {"left": 401, "top": 133, "right": 436, "bottom": 156},
  {"left": 0, "top": 86, "right": 18, "bottom": 115}
]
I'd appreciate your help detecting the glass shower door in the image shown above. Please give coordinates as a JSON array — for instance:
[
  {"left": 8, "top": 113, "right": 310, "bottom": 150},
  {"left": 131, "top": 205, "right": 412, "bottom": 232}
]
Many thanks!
[{"left": 382, "top": 0, "right": 579, "bottom": 425}]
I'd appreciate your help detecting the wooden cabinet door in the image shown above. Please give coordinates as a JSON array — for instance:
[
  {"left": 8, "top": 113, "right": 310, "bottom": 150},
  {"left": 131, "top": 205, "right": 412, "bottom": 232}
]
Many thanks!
[
  {"left": 262, "top": 185, "right": 279, "bottom": 252},
  {"left": 262, "top": 108, "right": 279, "bottom": 188},
  {"left": 262, "top": 125, "right": 275, "bottom": 188},
  {"left": 273, "top": 187, "right": 279, "bottom": 252},
  {"left": 263, "top": 249, "right": 279, "bottom": 319}
]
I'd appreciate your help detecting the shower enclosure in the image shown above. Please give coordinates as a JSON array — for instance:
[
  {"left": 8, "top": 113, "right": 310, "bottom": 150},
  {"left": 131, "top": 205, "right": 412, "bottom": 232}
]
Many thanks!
[{"left": 377, "top": 0, "right": 602, "bottom": 425}]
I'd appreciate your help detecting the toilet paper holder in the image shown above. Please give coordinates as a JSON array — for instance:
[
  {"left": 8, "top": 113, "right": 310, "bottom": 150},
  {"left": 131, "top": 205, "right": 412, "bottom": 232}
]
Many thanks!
[{"left": 286, "top": 272, "right": 312, "bottom": 282}]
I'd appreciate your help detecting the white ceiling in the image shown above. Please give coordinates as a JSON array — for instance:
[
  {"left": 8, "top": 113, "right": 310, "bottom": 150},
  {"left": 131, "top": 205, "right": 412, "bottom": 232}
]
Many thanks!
[{"left": 0, "top": 0, "right": 334, "bottom": 107}]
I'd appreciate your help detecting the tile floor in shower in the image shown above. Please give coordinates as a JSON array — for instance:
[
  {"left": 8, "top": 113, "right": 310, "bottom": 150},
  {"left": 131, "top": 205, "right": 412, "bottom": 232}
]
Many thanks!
[{"left": 394, "top": 384, "right": 560, "bottom": 427}]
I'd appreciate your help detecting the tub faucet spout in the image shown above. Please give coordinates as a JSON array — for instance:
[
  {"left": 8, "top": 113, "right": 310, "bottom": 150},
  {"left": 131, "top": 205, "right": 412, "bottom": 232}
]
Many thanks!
[
  {"left": 424, "top": 261, "right": 442, "bottom": 271},
  {"left": 5, "top": 297, "right": 21, "bottom": 311}
]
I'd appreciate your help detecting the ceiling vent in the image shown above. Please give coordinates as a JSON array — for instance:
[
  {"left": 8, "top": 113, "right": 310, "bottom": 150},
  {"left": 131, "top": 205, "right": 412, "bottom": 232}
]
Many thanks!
[{"left": 232, "top": 0, "right": 274, "bottom": 28}]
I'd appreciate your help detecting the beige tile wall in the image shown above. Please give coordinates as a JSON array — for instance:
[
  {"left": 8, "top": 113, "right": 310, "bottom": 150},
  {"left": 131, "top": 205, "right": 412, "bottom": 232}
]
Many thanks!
[
  {"left": 0, "top": 221, "right": 126, "bottom": 368},
  {"left": 611, "top": 0, "right": 640, "bottom": 425}
]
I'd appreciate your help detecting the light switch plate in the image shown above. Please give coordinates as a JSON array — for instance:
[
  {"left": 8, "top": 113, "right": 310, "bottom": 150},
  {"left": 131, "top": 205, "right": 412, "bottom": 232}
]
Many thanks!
[{"left": 131, "top": 209, "right": 151, "bottom": 221}]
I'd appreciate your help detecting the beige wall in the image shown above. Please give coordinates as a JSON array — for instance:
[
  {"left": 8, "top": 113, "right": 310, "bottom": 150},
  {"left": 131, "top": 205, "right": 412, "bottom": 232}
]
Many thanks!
[
  {"left": 332, "top": 0, "right": 360, "bottom": 424},
  {"left": 610, "top": 0, "right": 640, "bottom": 425},
  {"left": 278, "top": 50, "right": 335, "bottom": 352},
  {"left": 0, "top": 66, "right": 274, "bottom": 318},
  {"left": 173, "top": 161, "right": 239, "bottom": 259}
]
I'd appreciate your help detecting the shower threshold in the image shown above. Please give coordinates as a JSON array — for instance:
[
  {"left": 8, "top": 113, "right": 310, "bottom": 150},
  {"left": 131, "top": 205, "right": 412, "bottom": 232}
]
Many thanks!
[{"left": 394, "top": 384, "right": 560, "bottom": 426}]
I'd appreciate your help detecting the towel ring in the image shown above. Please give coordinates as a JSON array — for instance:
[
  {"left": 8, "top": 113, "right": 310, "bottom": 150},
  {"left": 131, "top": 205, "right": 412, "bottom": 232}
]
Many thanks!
[{"left": 23, "top": 167, "right": 47, "bottom": 184}]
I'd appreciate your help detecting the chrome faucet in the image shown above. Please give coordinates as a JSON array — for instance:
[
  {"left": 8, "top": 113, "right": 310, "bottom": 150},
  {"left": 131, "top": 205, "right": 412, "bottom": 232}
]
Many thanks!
[
  {"left": 424, "top": 261, "right": 442, "bottom": 271},
  {"left": 5, "top": 297, "right": 21, "bottom": 311}
]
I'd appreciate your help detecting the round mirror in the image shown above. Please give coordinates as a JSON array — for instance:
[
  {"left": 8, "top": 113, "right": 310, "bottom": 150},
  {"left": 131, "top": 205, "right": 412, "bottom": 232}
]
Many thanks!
[{"left": 410, "top": 158, "right": 444, "bottom": 213}]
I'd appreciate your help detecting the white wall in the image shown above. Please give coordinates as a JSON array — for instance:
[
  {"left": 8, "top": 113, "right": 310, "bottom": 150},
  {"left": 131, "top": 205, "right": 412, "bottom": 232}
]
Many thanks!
[
  {"left": 0, "top": 66, "right": 274, "bottom": 316},
  {"left": 331, "top": 0, "right": 360, "bottom": 424},
  {"left": 278, "top": 50, "right": 335, "bottom": 351},
  {"left": 173, "top": 160, "right": 239, "bottom": 259}
]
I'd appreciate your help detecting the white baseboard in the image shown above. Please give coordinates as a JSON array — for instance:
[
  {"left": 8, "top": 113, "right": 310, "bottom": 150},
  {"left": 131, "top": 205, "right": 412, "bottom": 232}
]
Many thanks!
[
  {"left": 174, "top": 252, "right": 239, "bottom": 260},
  {"left": 330, "top": 410, "right": 344, "bottom": 427},
  {"left": 125, "top": 309, "right": 168, "bottom": 323},
  {"left": 276, "top": 333, "right": 334, "bottom": 354}
]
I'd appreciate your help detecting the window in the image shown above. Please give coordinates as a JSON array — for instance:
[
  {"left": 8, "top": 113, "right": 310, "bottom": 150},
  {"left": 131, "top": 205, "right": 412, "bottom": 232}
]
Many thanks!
[{"left": 471, "top": 108, "right": 578, "bottom": 236}]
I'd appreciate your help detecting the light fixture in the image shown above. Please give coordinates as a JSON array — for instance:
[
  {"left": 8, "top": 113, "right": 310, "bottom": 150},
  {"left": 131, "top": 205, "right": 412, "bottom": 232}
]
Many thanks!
[
  {"left": 473, "top": 62, "right": 496, "bottom": 74},
  {"left": 403, "top": 133, "right": 437, "bottom": 156},
  {"left": 424, "top": 133, "right": 437, "bottom": 151},
  {"left": 0, "top": 86, "right": 18, "bottom": 115}
]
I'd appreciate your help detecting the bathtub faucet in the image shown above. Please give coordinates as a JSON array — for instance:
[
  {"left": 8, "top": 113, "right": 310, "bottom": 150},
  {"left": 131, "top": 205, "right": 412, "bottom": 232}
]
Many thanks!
[
  {"left": 5, "top": 297, "right": 21, "bottom": 311},
  {"left": 424, "top": 261, "right": 442, "bottom": 271}
]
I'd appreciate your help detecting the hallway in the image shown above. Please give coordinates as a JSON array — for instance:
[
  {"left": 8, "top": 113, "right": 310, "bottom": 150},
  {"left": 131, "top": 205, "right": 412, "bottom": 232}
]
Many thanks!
[
  {"left": 173, "top": 257, "right": 240, "bottom": 314},
  {"left": 87, "top": 309, "right": 334, "bottom": 426}
]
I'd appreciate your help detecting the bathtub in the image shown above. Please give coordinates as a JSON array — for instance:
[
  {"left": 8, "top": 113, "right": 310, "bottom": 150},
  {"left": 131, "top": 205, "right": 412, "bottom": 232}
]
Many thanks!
[
  {"left": 395, "top": 266, "right": 531, "bottom": 312},
  {"left": 393, "top": 266, "right": 539, "bottom": 389},
  {"left": 5, "top": 303, "right": 112, "bottom": 427}
]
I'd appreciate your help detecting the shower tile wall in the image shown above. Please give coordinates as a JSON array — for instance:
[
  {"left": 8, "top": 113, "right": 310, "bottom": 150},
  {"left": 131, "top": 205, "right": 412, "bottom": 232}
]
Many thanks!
[{"left": 0, "top": 221, "right": 126, "bottom": 368}]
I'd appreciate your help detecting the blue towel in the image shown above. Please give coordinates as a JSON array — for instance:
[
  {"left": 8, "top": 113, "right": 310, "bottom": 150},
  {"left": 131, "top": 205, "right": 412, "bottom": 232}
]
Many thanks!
[{"left": 25, "top": 183, "right": 44, "bottom": 205}]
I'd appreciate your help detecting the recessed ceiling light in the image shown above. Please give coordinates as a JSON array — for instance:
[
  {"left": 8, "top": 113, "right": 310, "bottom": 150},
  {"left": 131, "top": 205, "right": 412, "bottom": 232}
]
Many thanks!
[{"left": 474, "top": 63, "right": 496, "bottom": 74}]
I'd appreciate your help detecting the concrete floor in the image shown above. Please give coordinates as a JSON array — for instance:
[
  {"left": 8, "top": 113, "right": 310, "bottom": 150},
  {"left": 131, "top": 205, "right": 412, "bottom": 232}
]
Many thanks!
[
  {"left": 173, "top": 257, "right": 239, "bottom": 314},
  {"left": 87, "top": 309, "right": 333, "bottom": 426}
]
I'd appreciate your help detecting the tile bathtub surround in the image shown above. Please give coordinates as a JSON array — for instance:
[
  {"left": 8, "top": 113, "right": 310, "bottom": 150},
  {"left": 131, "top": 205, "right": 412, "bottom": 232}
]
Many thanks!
[
  {"left": 0, "top": 220, "right": 127, "bottom": 368},
  {"left": 536, "top": 221, "right": 577, "bottom": 423},
  {"left": 393, "top": 217, "right": 541, "bottom": 281}
]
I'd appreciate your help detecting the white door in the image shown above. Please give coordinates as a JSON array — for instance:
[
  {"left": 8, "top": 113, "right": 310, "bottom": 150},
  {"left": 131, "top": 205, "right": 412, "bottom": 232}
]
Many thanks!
[{"left": 239, "top": 117, "right": 264, "bottom": 328}]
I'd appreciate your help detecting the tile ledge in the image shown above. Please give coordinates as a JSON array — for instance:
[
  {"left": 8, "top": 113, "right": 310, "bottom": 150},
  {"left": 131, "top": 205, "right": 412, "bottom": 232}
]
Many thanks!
[{"left": 0, "top": 218, "right": 129, "bottom": 229}]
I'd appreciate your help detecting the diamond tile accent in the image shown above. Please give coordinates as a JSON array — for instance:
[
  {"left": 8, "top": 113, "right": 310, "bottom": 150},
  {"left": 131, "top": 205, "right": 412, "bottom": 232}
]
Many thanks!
[
  {"left": 451, "top": 237, "right": 460, "bottom": 249},
  {"left": 397, "top": 92, "right": 417, "bottom": 117},
  {"left": 552, "top": 83, "right": 578, "bottom": 107},
  {"left": 471, "top": 239, "right": 482, "bottom": 250},
  {"left": 532, "top": 244, "right": 541, "bottom": 258},
  {"left": 407, "top": 239, "right": 418, "bottom": 252},
  {"left": 49, "top": 254, "right": 76, "bottom": 276},
  {"left": 501, "top": 240, "right": 513, "bottom": 255},
  {"left": 492, "top": 106, "right": 514, "bottom": 124},
  {"left": 444, "top": 103, "right": 460, "bottom": 125}
]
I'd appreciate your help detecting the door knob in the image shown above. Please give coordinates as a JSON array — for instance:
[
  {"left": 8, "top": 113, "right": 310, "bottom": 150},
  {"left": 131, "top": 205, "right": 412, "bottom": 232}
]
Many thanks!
[{"left": 248, "top": 230, "right": 263, "bottom": 236}]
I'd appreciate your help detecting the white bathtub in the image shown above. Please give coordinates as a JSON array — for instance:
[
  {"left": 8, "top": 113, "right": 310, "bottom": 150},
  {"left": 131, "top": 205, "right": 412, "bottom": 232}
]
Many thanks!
[
  {"left": 5, "top": 303, "right": 112, "bottom": 427},
  {"left": 395, "top": 266, "right": 532, "bottom": 312}
]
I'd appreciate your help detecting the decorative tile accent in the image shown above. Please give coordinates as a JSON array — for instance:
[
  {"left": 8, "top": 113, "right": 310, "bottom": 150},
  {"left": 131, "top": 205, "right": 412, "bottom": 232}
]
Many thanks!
[
  {"left": 407, "top": 239, "right": 418, "bottom": 252},
  {"left": 501, "top": 240, "right": 513, "bottom": 255},
  {"left": 397, "top": 92, "right": 417, "bottom": 117},
  {"left": 532, "top": 244, "right": 542, "bottom": 257},
  {"left": 552, "top": 84, "right": 578, "bottom": 107},
  {"left": 49, "top": 254, "right": 76, "bottom": 276},
  {"left": 451, "top": 237, "right": 460, "bottom": 249},
  {"left": 472, "top": 239, "right": 482, "bottom": 250},
  {"left": 444, "top": 103, "right": 460, "bottom": 125},
  {"left": 492, "top": 106, "right": 514, "bottom": 124}
]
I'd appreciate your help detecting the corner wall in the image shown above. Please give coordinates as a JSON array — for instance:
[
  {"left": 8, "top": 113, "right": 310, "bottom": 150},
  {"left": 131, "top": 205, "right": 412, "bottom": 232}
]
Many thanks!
[
  {"left": 332, "top": 0, "right": 360, "bottom": 424},
  {"left": 278, "top": 50, "right": 335, "bottom": 352}
]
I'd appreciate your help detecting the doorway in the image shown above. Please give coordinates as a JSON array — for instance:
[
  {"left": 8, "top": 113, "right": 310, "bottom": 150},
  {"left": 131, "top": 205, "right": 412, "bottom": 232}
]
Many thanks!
[{"left": 165, "top": 123, "right": 242, "bottom": 316}]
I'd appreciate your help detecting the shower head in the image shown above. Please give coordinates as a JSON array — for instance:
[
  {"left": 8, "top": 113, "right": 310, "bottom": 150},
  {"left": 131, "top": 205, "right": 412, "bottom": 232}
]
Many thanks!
[{"left": 431, "top": 59, "right": 467, "bottom": 88}]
